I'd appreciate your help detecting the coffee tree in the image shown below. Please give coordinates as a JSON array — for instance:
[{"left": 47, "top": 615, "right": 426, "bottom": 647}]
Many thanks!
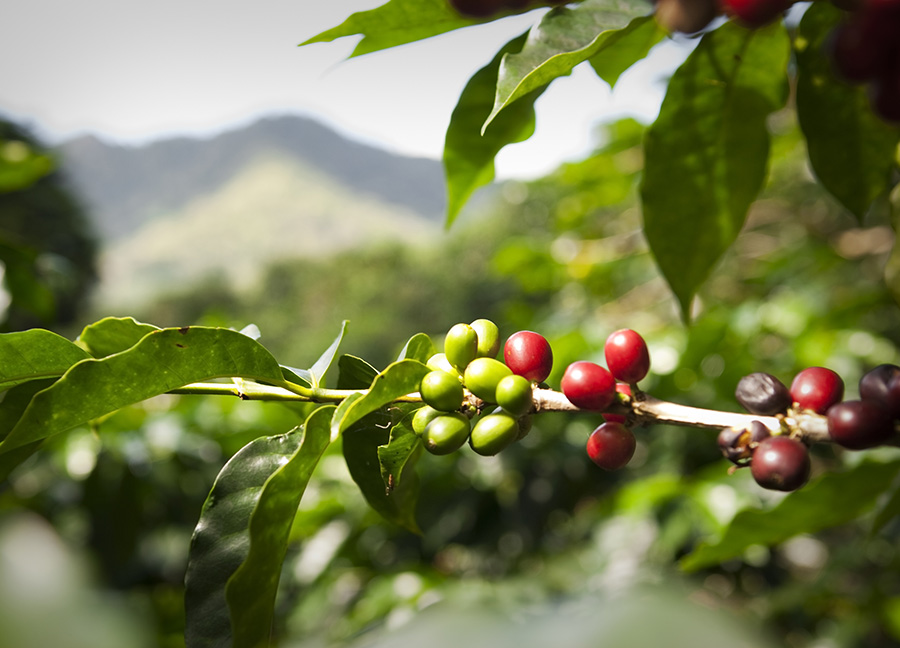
[{"left": 2, "top": 0, "right": 900, "bottom": 647}]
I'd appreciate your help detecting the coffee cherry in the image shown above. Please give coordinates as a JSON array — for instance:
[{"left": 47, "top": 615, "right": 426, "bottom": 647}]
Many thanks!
[
  {"left": 464, "top": 357, "right": 513, "bottom": 403},
  {"left": 495, "top": 374, "right": 533, "bottom": 417},
  {"left": 561, "top": 361, "right": 616, "bottom": 410},
  {"left": 412, "top": 405, "right": 442, "bottom": 437},
  {"left": 447, "top": 0, "right": 507, "bottom": 18},
  {"left": 735, "top": 372, "right": 792, "bottom": 415},
  {"left": 827, "top": 399, "right": 895, "bottom": 450},
  {"left": 790, "top": 367, "right": 844, "bottom": 414},
  {"left": 859, "top": 363, "right": 900, "bottom": 419},
  {"left": 655, "top": 0, "right": 719, "bottom": 34},
  {"left": 718, "top": 420, "right": 771, "bottom": 465},
  {"left": 470, "top": 318, "right": 501, "bottom": 358},
  {"left": 419, "top": 370, "right": 465, "bottom": 412},
  {"left": 750, "top": 436, "right": 810, "bottom": 492},
  {"left": 469, "top": 412, "right": 519, "bottom": 456},
  {"left": 586, "top": 422, "right": 636, "bottom": 470},
  {"left": 604, "top": 329, "right": 650, "bottom": 384},
  {"left": 720, "top": 0, "right": 793, "bottom": 28},
  {"left": 504, "top": 330, "right": 553, "bottom": 383},
  {"left": 422, "top": 412, "right": 471, "bottom": 455},
  {"left": 603, "top": 383, "right": 632, "bottom": 424},
  {"left": 426, "top": 352, "right": 463, "bottom": 380},
  {"left": 445, "top": 323, "right": 478, "bottom": 372}
]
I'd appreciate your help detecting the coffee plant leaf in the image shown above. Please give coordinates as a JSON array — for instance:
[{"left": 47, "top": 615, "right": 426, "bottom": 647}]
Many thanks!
[
  {"left": 337, "top": 354, "right": 380, "bottom": 390},
  {"left": 377, "top": 408, "right": 423, "bottom": 494},
  {"left": 307, "top": 320, "right": 348, "bottom": 388},
  {"left": 588, "top": 14, "right": 665, "bottom": 88},
  {"left": 396, "top": 332, "right": 435, "bottom": 364},
  {"left": 0, "top": 328, "right": 91, "bottom": 392},
  {"left": 77, "top": 316, "right": 160, "bottom": 358},
  {"left": 641, "top": 20, "right": 790, "bottom": 320},
  {"left": 0, "top": 379, "right": 55, "bottom": 482}
]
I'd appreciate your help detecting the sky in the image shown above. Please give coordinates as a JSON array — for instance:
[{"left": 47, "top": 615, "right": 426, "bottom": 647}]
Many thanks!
[{"left": 0, "top": 0, "right": 687, "bottom": 179}]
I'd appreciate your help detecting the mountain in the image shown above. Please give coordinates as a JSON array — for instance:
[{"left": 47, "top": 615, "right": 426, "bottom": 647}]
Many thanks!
[{"left": 54, "top": 114, "right": 450, "bottom": 309}]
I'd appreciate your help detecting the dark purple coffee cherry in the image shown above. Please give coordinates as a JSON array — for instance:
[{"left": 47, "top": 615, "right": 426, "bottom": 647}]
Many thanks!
[
  {"left": 827, "top": 399, "right": 896, "bottom": 450},
  {"left": 859, "top": 364, "right": 900, "bottom": 420},
  {"left": 718, "top": 420, "right": 771, "bottom": 465},
  {"left": 750, "top": 436, "right": 811, "bottom": 492},
  {"left": 735, "top": 372, "right": 792, "bottom": 415}
]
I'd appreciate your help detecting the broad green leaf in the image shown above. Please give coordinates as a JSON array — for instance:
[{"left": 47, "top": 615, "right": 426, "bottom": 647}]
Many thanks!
[
  {"left": 343, "top": 409, "right": 422, "bottom": 534},
  {"left": 589, "top": 15, "right": 666, "bottom": 88},
  {"left": 0, "top": 379, "right": 54, "bottom": 481},
  {"left": 680, "top": 459, "right": 900, "bottom": 572},
  {"left": 226, "top": 406, "right": 334, "bottom": 648},
  {"left": 300, "top": 0, "right": 472, "bottom": 58},
  {"left": 396, "top": 332, "right": 435, "bottom": 364},
  {"left": 337, "top": 354, "right": 380, "bottom": 390},
  {"left": 77, "top": 317, "right": 160, "bottom": 357},
  {"left": 184, "top": 428, "right": 304, "bottom": 648},
  {"left": 484, "top": 2, "right": 655, "bottom": 131},
  {"left": 640, "top": 21, "right": 790, "bottom": 320},
  {"left": 444, "top": 32, "right": 547, "bottom": 227},
  {"left": 795, "top": 2, "right": 899, "bottom": 220},
  {"left": 308, "top": 320, "right": 348, "bottom": 388},
  {"left": 0, "top": 329, "right": 91, "bottom": 391},
  {"left": 378, "top": 409, "right": 422, "bottom": 492},
  {"left": 0, "top": 327, "right": 287, "bottom": 454},
  {"left": 0, "top": 138, "right": 53, "bottom": 192},
  {"left": 330, "top": 359, "right": 430, "bottom": 438}
]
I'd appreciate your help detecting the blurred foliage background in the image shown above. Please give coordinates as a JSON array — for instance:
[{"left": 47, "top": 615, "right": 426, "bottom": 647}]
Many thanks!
[{"left": 1, "top": 111, "right": 899, "bottom": 648}]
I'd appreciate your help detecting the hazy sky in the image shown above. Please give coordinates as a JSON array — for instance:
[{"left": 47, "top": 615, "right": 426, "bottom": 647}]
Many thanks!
[{"left": 0, "top": 0, "right": 685, "bottom": 179}]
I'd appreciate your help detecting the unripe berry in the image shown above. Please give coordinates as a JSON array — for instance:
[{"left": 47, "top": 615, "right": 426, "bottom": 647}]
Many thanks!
[
  {"left": 470, "top": 318, "right": 501, "bottom": 358},
  {"left": 444, "top": 323, "right": 478, "bottom": 372},
  {"left": 504, "top": 330, "right": 553, "bottom": 383},
  {"left": 561, "top": 361, "right": 616, "bottom": 410},
  {"left": 586, "top": 422, "right": 636, "bottom": 470},
  {"left": 464, "top": 357, "right": 513, "bottom": 403},
  {"left": 790, "top": 367, "right": 844, "bottom": 414},
  {"left": 412, "top": 405, "right": 442, "bottom": 437},
  {"left": 735, "top": 372, "right": 792, "bottom": 415},
  {"left": 426, "top": 352, "right": 463, "bottom": 380},
  {"left": 827, "top": 399, "right": 895, "bottom": 450},
  {"left": 419, "top": 370, "right": 465, "bottom": 412},
  {"left": 750, "top": 436, "right": 810, "bottom": 492},
  {"left": 604, "top": 329, "right": 650, "bottom": 384},
  {"left": 422, "top": 413, "right": 471, "bottom": 455},
  {"left": 495, "top": 374, "right": 533, "bottom": 417},
  {"left": 469, "top": 412, "right": 519, "bottom": 456}
]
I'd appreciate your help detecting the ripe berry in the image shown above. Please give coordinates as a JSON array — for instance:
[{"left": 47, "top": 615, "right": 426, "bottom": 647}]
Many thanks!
[
  {"left": 561, "top": 361, "right": 616, "bottom": 410},
  {"left": 604, "top": 329, "right": 650, "bottom": 384},
  {"left": 422, "top": 413, "right": 471, "bottom": 455},
  {"left": 469, "top": 412, "right": 519, "bottom": 456},
  {"left": 504, "top": 330, "right": 553, "bottom": 383},
  {"left": 718, "top": 420, "right": 771, "bottom": 465},
  {"left": 859, "top": 363, "right": 900, "bottom": 420},
  {"left": 603, "top": 383, "right": 632, "bottom": 424},
  {"left": 750, "top": 436, "right": 810, "bottom": 492},
  {"left": 586, "top": 422, "right": 636, "bottom": 470},
  {"left": 447, "top": 0, "right": 507, "bottom": 18},
  {"left": 419, "top": 370, "right": 465, "bottom": 412},
  {"left": 720, "top": 0, "right": 793, "bottom": 28},
  {"left": 463, "top": 357, "right": 513, "bottom": 403},
  {"left": 790, "top": 367, "right": 844, "bottom": 414},
  {"left": 827, "top": 399, "right": 895, "bottom": 450},
  {"left": 735, "top": 372, "right": 792, "bottom": 415}
]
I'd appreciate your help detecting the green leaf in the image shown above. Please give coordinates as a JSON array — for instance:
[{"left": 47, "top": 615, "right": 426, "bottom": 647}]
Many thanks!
[
  {"left": 795, "top": 2, "right": 900, "bottom": 220},
  {"left": 589, "top": 14, "right": 666, "bottom": 88},
  {"left": 337, "top": 355, "right": 380, "bottom": 390},
  {"left": 396, "top": 332, "right": 435, "bottom": 364},
  {"left": 444, "top": 32, "right": 547, "bottom": 227},
  {"left": 77, "top": 317, "right": 160, "bottom": 357},
  {"left": 300, "top": 0, "right": 472, "bottom": 58},
  {"left": 343, "top": 409, "right": 422, "bottom": 534},
  {"left": 0, "top": 139, "right": 53, "bottom": 192},
  {"left": 680, "top": 459, "right": 900, "bottom": 572},
  {"left": 640, "top": 21, "right": 790, "bottom": 320},
  {"left": 377, "top": 409, "right": 423, "bottom": 494},
  {"left": 308, "top": 320, "right": 348, "bottom": 388},
  {"left": 330, "top": 359, "right": 430, "bottom": 438},
  {"left": 484, "top": 2, "right": 656, "bottom": 131},
  {"left": 225, "top": 406, "right": 335, "bottom": 648},
  {"left": 184, "top": 429, "right": 304, "bottom": 648},
  {"left": 0, "top": 379, "right": 54, "bottom": 482},
  {"left": 0, "top": 327, "right": 287, "bottom": 455},
  {"left": 0, "top": 329, "right": 91, "bottom": 391}
]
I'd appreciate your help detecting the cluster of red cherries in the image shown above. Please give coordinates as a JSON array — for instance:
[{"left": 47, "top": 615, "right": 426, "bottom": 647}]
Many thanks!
[{"left": 723, "top": 364, "right": 900, "bottom": 491}]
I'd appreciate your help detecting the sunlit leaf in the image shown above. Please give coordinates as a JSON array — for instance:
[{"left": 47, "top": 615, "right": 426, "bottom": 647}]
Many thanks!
[
  {"left": 225, "top": 406, "right": 334, "bottom": 648},
  {"left": 795, "top": 2, "right": 900, "bottom": 220},
  {"left": 0, "top": 327, "right": 287, "bottom": 455},
  {"left": 338, "top": 355, "right": 380, "bottom": 390},
  {"left": 0, "top": 139, "right": 53, "bottom": 192},
  {"left": 308, "top": 320, "right": 348, "bottom": 388},
  {"left": 640, "top": 21, "right": 790, "bottom": 320},
  {"left": 680, "top": 459, "right": 900, "bottom": 571},
  {"left": 445, "top": 32, "right": 546, "bottom": 227},
  {"left": 589, "top": 15, "right": 666, "bottom": 88},
  {"left": 396, "top": 332, "right": 435, "bottom": 364},
  {"left": 484, "top": 2, "right": 655, "bottom": 130},
  {"left": 0, "top": 329, "right": 91, "bottom": 391},
  {"left": 77, "top": 317, "right": 160, "bottom": 358}
]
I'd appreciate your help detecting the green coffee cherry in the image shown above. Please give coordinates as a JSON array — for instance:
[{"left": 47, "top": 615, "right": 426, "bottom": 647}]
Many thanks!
[
  {"left": 463, "top": 357, "right": 512, "bottom": 403},
  {"left": 423, "top": 412, "right": 471, "bottom": 455},
  {"left": 495, "top": 374, "right": 533, "bottom": 417},
  {"left": 420, "top": 370, "right": 465, "bottom": 412},
  {"left": 444, "top": 323, "right": 478, "bottom": 372},
  {"left": 470, "top": 318, "right": 500, "bottom": 358},
  {"left": 412, "top": 405, "right": 442, "bottom": 437},
  {"left": 426, "top": 352, "right": 462, "bottom": 380},
  {"left": 469, "top": 412, "right": 519, "bottom": 456}
]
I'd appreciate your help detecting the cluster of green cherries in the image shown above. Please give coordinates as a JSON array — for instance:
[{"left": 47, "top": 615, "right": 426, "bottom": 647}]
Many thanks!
[{"left": 413, "top": 319, "right": 651, "bottom": 470}]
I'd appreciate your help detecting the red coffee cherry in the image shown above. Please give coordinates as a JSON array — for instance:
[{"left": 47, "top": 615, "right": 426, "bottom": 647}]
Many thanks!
[
  {"left": 789, "top": 367, "right": 844, "bottom": 414},
  {"left": 750, "top": 436, "right": 811, "bottom": 492},
  {"left": 827, "top": 399, "right": 895, "bottom": 450},
  {"left": 735, "top": 372, "right": 792, "bottom": 416},
  {"left": 561, "top": 361, "right": 616, "bottom": 410},
  {"left": 604, "top": 329, "right": 650, "bottom": 384},
  {"left": 586, "top": 422, "right": 636, "bottom": 470},
  {"left": 603, "top": 383, "right": 632, "bottom": 424},
  {"left": 720, "top": 0, "right": 794, "bottom": 28},
  {"left": 447, "top": 0, "right": 507, "bottom": 17},
  {"left": 503, "top": 330, "right": 553, "bottom": 383},
  {"left": 859, "top": 363, "right": 900, "bottom": 420}
]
